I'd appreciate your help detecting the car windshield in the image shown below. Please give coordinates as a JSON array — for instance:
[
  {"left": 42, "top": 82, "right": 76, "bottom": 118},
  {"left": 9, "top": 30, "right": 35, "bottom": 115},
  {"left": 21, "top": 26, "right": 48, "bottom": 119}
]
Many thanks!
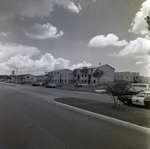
[
  {"left": 137, "top": 92, "right": 146, "bottom": 97},
  {"left": 146, "top": 93, "right": 150, "bottom": 98}
]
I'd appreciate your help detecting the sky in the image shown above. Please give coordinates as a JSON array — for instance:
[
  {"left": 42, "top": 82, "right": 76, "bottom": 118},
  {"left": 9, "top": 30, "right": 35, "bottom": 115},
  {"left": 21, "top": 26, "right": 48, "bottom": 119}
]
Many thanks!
[{"left": 0, "top": 0, "right": 150, "bottom": 76}]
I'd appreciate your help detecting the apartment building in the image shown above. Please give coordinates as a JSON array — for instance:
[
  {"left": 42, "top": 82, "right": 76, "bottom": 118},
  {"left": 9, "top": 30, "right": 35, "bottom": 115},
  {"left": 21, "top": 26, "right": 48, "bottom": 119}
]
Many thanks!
[
  {"left": 16, "top": 74, "right": 36, "bottom": 84},
  {"left": 73, "top": 64, "right": 115, "bottom": 85},
  {"left": 139, "top": 76, "right": 150, "bottom": 83},
  {"left": 36, "top": 74, "right": 48, "bottom": 83},
  {"left": 47, "top": 69, "right": 73, "bottom": 84},
  {"left": 114, "top": 72, "right": 140, "bottom": 83}
]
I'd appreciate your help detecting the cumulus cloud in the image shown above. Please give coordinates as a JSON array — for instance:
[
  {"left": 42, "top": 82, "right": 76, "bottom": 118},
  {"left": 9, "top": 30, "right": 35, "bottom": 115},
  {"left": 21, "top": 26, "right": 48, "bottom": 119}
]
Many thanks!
[
  {"left": 116, "top": 37, "right": 150, "bottom": 57},
  {"left": 67, "top": 2, "right": 82, "bottom": 13},
  {"left": 0, "top": 51, "right": 92, "bottom": 75},
  {"left": 70, "top": 61, "right": 92, "bottom": 70},
  {"left": 135, "top": 61, "right": 143, "bottom": 65},
  {"left": 0, "top": 42, "right": 41, "bottom": 63},
  {"left": 0, "top": 32, "right": 11, "bottom": 37},
  {"left": 23, "top": 23, "right": 63, "bottom": 40},
  {"left": 0, "top": 0, "right": 82, "bottom": 20},
  {"left": 129, "top": 0, "right": 150, "bottom": 35},
  {"left": 88, "top": 34, "right": 128, "bottom": 48}
]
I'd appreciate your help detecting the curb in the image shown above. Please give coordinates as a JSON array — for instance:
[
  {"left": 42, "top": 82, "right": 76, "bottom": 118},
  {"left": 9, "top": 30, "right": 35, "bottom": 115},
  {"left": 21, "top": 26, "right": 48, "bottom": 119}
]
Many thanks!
[{"left": 52, "top": 99, "right": 150, "bottom": 135}]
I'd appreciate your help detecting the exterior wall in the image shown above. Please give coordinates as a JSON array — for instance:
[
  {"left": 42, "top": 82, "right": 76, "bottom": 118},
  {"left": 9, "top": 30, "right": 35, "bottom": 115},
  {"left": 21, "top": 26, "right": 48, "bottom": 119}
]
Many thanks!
[
  {"left": 0, "top": 75, "right": 10, "bottom": 81},
  {"left": 139, "top": 76, "right": 150, "bottom": 83},
  {"left": 74, "top": 64, "right": 115, "bottom": 85},
  {"left": 36, "top": 75, "right": 48, "bottom": 83},
  {"left": 48, "top": 69, "right": 73, "bottom": 84},
  {"left": 94, "top": 65, "right": 115, "bottom": 84},
  {"left": 114, "top": 72, "right": 140, "bottom": 83},
  {"left": 17, "top": 74, "right": 36, "bottom": 84}
]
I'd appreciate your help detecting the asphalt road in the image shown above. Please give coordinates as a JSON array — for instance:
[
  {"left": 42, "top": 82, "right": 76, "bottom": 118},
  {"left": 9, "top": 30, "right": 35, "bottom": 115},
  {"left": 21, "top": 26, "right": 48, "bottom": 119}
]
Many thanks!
[{"left": 0, "top": 83, "right": 150, "bottom": 149}]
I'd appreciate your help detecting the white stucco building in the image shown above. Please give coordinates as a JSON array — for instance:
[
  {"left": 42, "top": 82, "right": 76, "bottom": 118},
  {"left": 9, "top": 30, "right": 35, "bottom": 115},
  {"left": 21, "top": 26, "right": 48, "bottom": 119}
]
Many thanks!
[
  {"left": 73, "top": 64, "right": 115, "bottom": 85},
  {"left": 47, "top": 69, "right": 73, "bottom": 84}
]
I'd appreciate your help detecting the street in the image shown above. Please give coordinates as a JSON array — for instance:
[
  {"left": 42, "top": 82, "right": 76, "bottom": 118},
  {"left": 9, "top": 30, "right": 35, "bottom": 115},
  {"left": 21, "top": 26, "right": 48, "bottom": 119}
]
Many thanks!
[{"left": 0, "top": 83, "right": 150, "bottom": 149}]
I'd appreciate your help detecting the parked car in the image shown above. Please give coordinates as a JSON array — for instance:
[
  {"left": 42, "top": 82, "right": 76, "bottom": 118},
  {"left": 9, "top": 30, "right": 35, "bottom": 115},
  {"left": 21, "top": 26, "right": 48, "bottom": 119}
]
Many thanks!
[
  {"left": 112, "top": 87, "right": 140, "bottom": 105},
  {"left": 36, "top": 82, "right": 42, "bottom": 86},
  {"left": 31, "top": 83, "right": 39, "bottom": 86},
  {"left": 74, "top": 83, "right": 82, "bottom": 87},
  {"left": 132, "top": 91, "right": 150, "bottom": 107},
  {"left": 45, "top": 83, "right": 56, "bottom": 88},
  {"left": 129, "top": 83, "right": 150, "bottom": 92}
]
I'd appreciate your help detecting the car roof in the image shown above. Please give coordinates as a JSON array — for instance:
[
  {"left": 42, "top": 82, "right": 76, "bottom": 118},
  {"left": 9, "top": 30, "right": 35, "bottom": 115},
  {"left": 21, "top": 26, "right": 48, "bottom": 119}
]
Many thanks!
[{"left": 140, "top": 91, "right": 150, "bottom": 93}]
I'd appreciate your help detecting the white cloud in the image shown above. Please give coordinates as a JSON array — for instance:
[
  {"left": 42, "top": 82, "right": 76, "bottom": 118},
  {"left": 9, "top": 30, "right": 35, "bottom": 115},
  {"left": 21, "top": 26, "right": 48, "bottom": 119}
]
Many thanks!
[
  {"left": 67, "top": 2, "right": 82, "bottom": 13},
  {"left": 0, "top": 0, "right": 81, "bottom": 20},
  {"left": 0, "top": 32, "right": 11, "bottom": 37},
  {"left": 70, "top": 61, "right": 92, "bottom": 70},
  {"left": 0, "top": 51, "right": 92, "bottom": 75},
  {"left": 135, "top": 61, "right": 143, "bottom": 65},
  {"left": 116, "top": 37, "right": 150, "bottom": 57},
  {"left": 0, "top": 42, "right": 41, "bottom": 63},
  {"left": 3, "top": 53, "right": 70, "bottom": 71},
  {"left": 88, "top": 34, "right": 128, "bottom": 48},
  {"left": 23, "top": 23, "right": 63, "bottom": 40},
  {"left": 129, "top": 0, "right": 150, "bottom": 35}
]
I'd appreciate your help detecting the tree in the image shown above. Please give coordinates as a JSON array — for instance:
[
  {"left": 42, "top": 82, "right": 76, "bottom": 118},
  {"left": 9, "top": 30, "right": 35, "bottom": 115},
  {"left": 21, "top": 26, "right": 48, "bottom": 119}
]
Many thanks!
[
  {"left": 145, "top": 13, "right": 150, "bottom": 56},
  {"left": 145, "top": 13, "right": 150, "bottom": 32},
  {"left": 106, "top": 81, "right": 128, "bottom": 109},
  {"left": 93, "top": 69, "right": 104, "bottom": 86}
]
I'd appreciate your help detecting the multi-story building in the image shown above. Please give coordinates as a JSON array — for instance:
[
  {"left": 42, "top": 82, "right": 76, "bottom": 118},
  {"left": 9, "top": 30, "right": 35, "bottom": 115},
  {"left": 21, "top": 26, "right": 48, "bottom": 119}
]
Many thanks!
[
  {"left": 0, "top": 75, "right": 10, "bottom": 81},
  {"left": 36, "top": 74, "right": 48, "bottom": 83},
  {"left": 139, "top": 76, "right": 150, "bottom": 83},
  {"left": 114, "top": 72, "right": 140, "bottom": 83},
  {"left": 47, "top": 69, "right": 73, "bottom": 84},
  {"left": 73, "top": 64, "right": 115, "bottom": 85},
  {"left": 16, "top": 74, "right": 36, "bottom": 84}
]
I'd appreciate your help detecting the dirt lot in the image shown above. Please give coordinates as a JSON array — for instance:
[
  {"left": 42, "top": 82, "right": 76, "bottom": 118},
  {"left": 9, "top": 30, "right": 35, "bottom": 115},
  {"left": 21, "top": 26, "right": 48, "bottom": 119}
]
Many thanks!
[{"left": 55, "top": 98, "right": 150, "bottom": 128}]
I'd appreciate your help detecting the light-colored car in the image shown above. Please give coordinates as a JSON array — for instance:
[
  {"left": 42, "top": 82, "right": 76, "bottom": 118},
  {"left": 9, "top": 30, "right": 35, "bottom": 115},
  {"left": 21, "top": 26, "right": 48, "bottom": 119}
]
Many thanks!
[
  {"left": 132, "top": 91, "right": 150, "bottom": 107},
  {"left": 45, "top": 83, "right": 56, "bottom": 88},
  {"left": 129, "top": 83, "right": 150, "bottom": 92}
]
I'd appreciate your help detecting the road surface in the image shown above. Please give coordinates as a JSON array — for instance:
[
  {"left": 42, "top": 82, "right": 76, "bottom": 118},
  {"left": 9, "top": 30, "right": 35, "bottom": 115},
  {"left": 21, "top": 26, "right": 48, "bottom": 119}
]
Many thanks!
[{"left": 0, "top": 83, "right": 150, "bottom": 149}]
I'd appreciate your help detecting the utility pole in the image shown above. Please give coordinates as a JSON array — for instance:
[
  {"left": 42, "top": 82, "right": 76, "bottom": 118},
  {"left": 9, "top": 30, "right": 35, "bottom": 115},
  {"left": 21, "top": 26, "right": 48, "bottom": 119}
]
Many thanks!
[{"left": 16, "top": 68, "right": 18, "bottom": 84}]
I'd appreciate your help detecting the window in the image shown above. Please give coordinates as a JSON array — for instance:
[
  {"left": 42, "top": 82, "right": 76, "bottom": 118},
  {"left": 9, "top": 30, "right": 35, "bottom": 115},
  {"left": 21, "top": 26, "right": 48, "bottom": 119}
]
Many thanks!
[
  {"left": 126, "top": 76, "right": 128, "bottom": 79},
  {"left": 139, "top": 85, "right": 147, "bottom": 88},
  {"left": 93, "top": 80, "right": 95, "bottom": 83},
  {"left": 85, "top": 80, "right": 87, "bottom": 83},
  {"left": 137, "top": 93, "right": 146, "bottom": 97},
  {"left": 146, "top": 93, "right": 150, "bottom": 97},
  {"left": 133, "top": 85, "right": 138, "bottom": 87},
  {"left": 85, "top": 74, "right": 87, "bottom": 77}
]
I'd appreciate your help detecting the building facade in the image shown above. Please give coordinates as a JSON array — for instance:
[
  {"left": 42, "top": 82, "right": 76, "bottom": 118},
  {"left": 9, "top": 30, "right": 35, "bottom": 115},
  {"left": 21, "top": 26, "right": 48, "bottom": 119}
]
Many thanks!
[
  {"left": 139, "top": 76, "right": 150, "bottom": 83},
  {"left": 73, "top": 64, "right": 115, "bottom": 85},
  {"left": 47, "top": 69, "right": 73, "bottom": 84},
  {"left": 36, "top": 74, "right": 48, "bottom": 83},
  {"left": 17, "top": 74, "right": 36, "bottom": 84},
  {"left": 114, "top": 72, "right": 140, "bottom": 83}
]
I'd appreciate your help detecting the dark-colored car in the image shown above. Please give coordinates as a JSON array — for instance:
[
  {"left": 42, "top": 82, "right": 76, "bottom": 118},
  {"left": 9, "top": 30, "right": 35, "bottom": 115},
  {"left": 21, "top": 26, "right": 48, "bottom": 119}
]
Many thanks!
[
  {"left": 74, "top": 83, "right": 82, "bottom": 87},
  {"left": 31, "top": 82, "right": 42, "bottom": 86}
]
